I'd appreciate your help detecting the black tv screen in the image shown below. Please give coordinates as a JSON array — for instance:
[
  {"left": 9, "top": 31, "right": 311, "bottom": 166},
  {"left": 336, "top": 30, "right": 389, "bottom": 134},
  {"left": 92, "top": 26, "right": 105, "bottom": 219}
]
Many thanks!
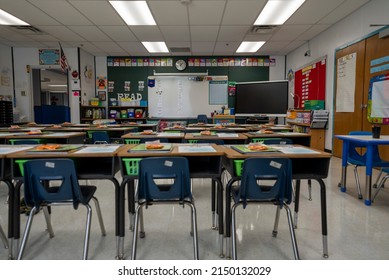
[{"left": 235, "top": 80, "right": 289, "bottom": 116}]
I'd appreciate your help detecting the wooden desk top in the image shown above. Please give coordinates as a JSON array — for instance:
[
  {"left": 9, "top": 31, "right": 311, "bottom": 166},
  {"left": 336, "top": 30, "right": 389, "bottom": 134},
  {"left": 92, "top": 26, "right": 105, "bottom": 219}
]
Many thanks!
[
  {"left": 184, "top": 132, "right": 248, "bottom": 140},
  {"left": 223, "top": 144, "right": 331, "bottom": 159},
  {"left": 117, "top": 143, "right": 225, "bottom": 157},
  {"left": 121, "top": 132, "right": 185, "bottom": 139}
]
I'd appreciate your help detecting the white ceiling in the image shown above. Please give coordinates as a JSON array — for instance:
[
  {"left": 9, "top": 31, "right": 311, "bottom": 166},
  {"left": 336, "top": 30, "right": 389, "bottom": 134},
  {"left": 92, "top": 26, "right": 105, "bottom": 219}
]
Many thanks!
[{"left": 0, "top": 0, "right": 371, "bottom": 56}]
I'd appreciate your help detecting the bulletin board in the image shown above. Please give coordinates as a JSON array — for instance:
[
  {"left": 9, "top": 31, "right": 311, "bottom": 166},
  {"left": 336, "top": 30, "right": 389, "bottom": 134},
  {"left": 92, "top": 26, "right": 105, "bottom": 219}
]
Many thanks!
[
  {"left": 148, "top": 76, "right": 227, "bottom": 118},
  {"left": 367, "top": 73, "right": 389, "bottom": 124},
  {"left": 294, "top": 57, "right": 326, "bottom": 108}
]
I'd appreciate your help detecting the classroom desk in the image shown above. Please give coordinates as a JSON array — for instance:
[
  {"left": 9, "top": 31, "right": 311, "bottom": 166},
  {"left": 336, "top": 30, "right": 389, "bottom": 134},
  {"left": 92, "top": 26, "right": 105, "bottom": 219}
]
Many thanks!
[
  {"left": 6, "top": 144, "right": 122, "bottom": 259},
  {"left": 121, "top": 132, "right": 185, "bottom": 143},
  {"left": 117, "top": 143, "right": 226, "bottom": 258},
  {"left": 0, "top": 145, "right": 33, "bottom": 259},
  {"left": 335, "top": 135, "right": 389, "bottom": 205},
  {"left": 244, "top": 131, "right": 311, "bottom": 146},
  {"left": 184, "top": 132, "right": 248, "bottom": 144},
  {"left": 0, "top": 131, "right": 86, "bottom": 144},
  {"left": 222, "top": 145, "right": 331, "bottom": 258}
]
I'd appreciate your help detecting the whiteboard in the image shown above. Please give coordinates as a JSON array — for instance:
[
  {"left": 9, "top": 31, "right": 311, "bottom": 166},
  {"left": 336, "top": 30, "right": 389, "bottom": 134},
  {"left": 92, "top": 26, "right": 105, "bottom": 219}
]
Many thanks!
[{"left": 148, "top": 76, "right": 227, "bottom": 118}]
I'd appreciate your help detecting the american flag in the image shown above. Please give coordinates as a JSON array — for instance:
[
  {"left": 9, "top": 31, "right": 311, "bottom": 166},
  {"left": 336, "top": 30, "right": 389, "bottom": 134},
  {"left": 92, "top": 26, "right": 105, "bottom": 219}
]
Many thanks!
[{"left": 59, "top": 44, "right": 69, "bottom": 72}]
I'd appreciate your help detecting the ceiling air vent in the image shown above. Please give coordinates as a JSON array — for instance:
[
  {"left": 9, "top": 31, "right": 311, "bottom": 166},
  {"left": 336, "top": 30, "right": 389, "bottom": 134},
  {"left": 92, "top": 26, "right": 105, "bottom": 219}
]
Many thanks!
[
  {"left": 169, "top": 47, "right": 191, "bottom": 53},
  {"left": 9, "top": 25, "right": 46, "bottom": 35},
  {"left": 250, "top": 25, "right": 279, "bottom": 34}
]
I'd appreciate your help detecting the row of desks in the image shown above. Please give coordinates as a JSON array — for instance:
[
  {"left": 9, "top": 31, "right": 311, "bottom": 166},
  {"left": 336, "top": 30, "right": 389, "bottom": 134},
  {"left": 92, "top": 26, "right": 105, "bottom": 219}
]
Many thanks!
[{"left": 0, "top": 143, "right": 331, "bottom": 260}]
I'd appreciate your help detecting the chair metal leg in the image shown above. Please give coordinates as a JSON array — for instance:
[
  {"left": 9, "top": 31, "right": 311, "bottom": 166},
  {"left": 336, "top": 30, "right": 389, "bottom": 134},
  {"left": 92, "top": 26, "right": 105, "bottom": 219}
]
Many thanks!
[
  {"left": 272, "top": 206, "right": 281, "bottom": 237},
  {"left": 186, "top": 202, "right": 199, "bottom": 260},
  {"left": 353, "top": 165, "right": 363, "bottom": 199},
  {"left": 284, "top": 203, "right": 300, "bottom": 260},
  {"left": 373, "top": 169, "right": 384, "bottom": 188},
  {"left": 372, "top": 175, "right": 389, "bottom": 202},
  {"left": 308, "top": 179, "right": 312, "bottom": 201},
  {"left": 17, "top": 207, "right": 38, "bottom": 260},
  {"left": 231, "top": 203, "right": 239, "bottom": 260},
  {"left": 131, "top": 204, "right": 142, "bottom": 260},
  {"left": 82, "top": 204, "right": 92, "bottom": 260},
  {"left": 42, "top": 207, "right": 54, "bottom": 238},
  {"left": 0, "top": 222, "right": 8, "bottom": 249},
  {"left": 139, "top": 206, "right": 145, "bottom": 238},
  {"left": 92, "top": 197, "right": 106, "bottom": 236}
]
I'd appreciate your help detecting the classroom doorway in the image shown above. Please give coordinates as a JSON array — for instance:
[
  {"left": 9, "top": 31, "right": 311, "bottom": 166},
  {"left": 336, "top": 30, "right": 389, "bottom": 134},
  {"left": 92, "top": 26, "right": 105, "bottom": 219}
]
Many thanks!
[{"left": 31, "top": 68, "right": 70, "bottom": 124}]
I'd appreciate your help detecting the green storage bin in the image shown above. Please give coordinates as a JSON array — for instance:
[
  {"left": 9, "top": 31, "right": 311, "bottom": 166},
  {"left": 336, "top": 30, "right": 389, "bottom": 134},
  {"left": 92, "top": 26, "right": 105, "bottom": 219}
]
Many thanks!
[
  {"left": 122, "top": 158, "right": 142, "bottom": 176},
  {"left": 15, "top": 159, "right": 29, "bottom": 176},
  {"left": 125, "top": 139, "right": 140, "bottom": 144},
  {"left": 233, "top": 160, "right": 245, "bottom": 177}
]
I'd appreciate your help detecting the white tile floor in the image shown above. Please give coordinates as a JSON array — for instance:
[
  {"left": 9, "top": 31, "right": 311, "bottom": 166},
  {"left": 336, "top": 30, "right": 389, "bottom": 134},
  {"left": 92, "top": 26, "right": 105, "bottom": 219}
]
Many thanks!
[{"left": 1, "top": 156, "right": 389, "bottom": 260}]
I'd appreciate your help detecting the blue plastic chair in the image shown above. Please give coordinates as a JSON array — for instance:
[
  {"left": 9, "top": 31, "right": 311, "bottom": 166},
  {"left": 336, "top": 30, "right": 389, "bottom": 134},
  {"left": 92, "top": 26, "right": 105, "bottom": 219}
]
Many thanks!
[
  {"left": 131, "top": 157, "right": 199, "bottom": 260},
  {"left": 197, "top": 114, "right": 208, "bottom": 124},
  {"left": 346, "top": 131, "right": 389, "bottom": 199},
  {"left": 17, "top": 159, "right": 106, "bottom": 260},
  {"left": 372, "top": 167, "right": 389, "bottom": 202},
  {"left": 230, "top": 157, "right": 299, "bottom": 260},
  {"left": 91, "top": 131, "right": 110, "bottom": 144}
]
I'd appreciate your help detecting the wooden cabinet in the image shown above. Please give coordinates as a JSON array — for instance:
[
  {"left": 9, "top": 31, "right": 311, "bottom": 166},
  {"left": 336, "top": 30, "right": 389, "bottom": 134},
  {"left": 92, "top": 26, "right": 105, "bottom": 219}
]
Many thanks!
[
  {"left": 80, "top": 105, "right": 106, "bottom": 123},
  {"left": 108, "top": 106, "right": 147, "bottom": 123}
]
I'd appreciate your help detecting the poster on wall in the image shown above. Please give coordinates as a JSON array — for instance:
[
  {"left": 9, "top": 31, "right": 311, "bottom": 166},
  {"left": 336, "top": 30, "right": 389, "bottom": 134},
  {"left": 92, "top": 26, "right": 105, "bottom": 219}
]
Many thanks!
[
  {"left": 39, "top": 49, "right": 60, "bottom": 65},
  {"left": 367, "top": 74, "right": 389, "bottom": 124},
  {"left": 294, "top": 57, "right": 326, "bottom": 109},
  {"left": 336, "top": 53, "right": 356, "bottom": 112}
]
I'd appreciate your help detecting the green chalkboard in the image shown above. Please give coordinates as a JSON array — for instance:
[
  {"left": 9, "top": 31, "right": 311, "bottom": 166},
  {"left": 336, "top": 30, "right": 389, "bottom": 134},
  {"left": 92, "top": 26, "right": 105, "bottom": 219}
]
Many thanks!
[{"left": 107, "top": 56, "right": 269, "bottom": 116}]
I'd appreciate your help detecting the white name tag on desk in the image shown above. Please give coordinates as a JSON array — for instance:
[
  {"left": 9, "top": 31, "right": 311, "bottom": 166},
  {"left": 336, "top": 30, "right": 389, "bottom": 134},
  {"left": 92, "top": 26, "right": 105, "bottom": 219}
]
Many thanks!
[
  {"left": 216, "top": 133, "right": 238, "bottom": 138},
  {"left": 178, "top": 145, "right": 216, "bottom": 153}
]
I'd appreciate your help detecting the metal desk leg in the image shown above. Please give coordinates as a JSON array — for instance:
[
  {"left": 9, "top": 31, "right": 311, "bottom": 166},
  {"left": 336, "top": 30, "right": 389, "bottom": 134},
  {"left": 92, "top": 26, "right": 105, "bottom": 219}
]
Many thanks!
[
  {"left": 364, "top": 145, "right": 374, "bottom": 206},
  {"left": 216, "top": 178, "right": 224, "bottom": 259},
  {"left": 317, "top": 179, "right": 328, "bottom": 258},
  {"left": 4, "top": 179, "right": 14, "bottom": 259},
  {"left": 293, "top": 180, "right": 301, "bottom": 228},
  {"left": 114, "top": 178, "right": 125, "bottom": 259},
  {"left": 340, "top": 140, "right": 349, "bottom": 192}
]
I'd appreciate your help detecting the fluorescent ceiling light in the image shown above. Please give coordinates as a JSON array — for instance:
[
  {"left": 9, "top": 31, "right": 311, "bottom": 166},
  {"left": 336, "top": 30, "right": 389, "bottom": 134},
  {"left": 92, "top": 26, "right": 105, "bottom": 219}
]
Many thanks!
[
  {"left": 109, "top": 1, "right": 156, "bottom": 25},
  {"left": 142, "top": 42, "right": 169, "bottom": 53},
  {"left": 236, "top": 41, "right": 265, "bottom": 53},
  {"left": 254, "top": 0, "right": 305, "bottom": 25},
  {"left": 0, "top": 9, "right": 29, "bottom": 25}
]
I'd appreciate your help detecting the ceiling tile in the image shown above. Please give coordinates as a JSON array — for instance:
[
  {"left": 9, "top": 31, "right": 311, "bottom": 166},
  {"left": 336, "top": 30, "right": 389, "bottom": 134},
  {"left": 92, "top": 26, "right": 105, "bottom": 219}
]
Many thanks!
[
  {"left": 270, "top": 25, "right": 312, "bottom": 41},
  {"left": 217, "top": 26, "right": 250, "bottom": 41},
  {"left": 69, "top": 1, "right": 125, "bottom": 25},
  {"left": 188, "top": 0, "right": 225, "bottom": 25},
  {"left": 160, "top": 26, "right": 190, "bottom": 41},
  {"left": 129, "top": 26, "right": 164, "bottom": 41},
  {"left": 191, "top": 42, "right": 216, "bottom": 53},
  {"left": 149, "top": 1, "right": 189, "bottom": 25},
  {"left": 99, "top": 26, "right": 138, "bottom": 42},
  {"left": 222, "top": 0, "right": 267, "bottom": 25},
  {"left": 68, "top": 26, "right": 112, "bottom": 41},
  {"left": 190, "top": 26, "right": 219, "bottom": 41},
  {"left": 35, "top": 26, "right": 86, "bottom": 42}
]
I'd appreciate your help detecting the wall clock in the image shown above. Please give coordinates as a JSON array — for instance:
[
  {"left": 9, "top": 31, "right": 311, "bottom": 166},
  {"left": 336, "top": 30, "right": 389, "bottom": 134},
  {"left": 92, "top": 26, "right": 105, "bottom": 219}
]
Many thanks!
[{"left": 175, "top": 59, "right": 187, "bottom": 71}]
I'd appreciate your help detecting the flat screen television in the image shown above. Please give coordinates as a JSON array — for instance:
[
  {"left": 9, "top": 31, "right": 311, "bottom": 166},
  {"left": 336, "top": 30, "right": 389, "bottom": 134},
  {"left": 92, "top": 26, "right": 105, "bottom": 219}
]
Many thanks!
[{"left": 234, "top": 80, "right": 289, "bottom": 117}]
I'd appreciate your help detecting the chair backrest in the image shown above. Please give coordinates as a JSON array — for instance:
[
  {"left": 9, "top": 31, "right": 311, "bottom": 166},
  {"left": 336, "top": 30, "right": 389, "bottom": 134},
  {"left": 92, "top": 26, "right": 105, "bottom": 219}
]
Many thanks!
[
  {"left": 91, "top": 131, "right": 110, "bottom": 144},
  {"left": 9, "top": 139, "right": 42, "bottom": 145},
  {"left": 238, "top": 158, "right": 293, "bottom": 208},
  {"left": 23, "top": 159, "right": 86, "bottom": 209},
  {"left": 197, "top": 114, "right": 208, "bottom": 124},
  {"left": 138, "top": 157, "right": 191, "bottom": 201},
  {"left": 347, "top": 131, "right": 381, "bottom": 163}
]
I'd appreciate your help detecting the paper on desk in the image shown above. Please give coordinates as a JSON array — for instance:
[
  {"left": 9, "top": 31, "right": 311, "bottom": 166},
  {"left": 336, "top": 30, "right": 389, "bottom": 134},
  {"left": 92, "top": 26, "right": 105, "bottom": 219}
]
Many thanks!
[
  {"left": 276, "top": 146, "right": 320, "bottom": 154},
  {"left": 216, "top": 133, "right": 238, "bottom": 138},
  {"left": 277, "top": 132, "right": 307, "bottom": 135},
  {"left": 74, "top": 145, "right": 121, "bottom": 153},
  {"left": 157, "top": 132, "right": 181, "bottom": 137},
  {"left": 0, "top": 146, "right": 35, "bottom": 154},
  {"left": 178, "top": 145, "right": 216, "bottom": 153}
]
